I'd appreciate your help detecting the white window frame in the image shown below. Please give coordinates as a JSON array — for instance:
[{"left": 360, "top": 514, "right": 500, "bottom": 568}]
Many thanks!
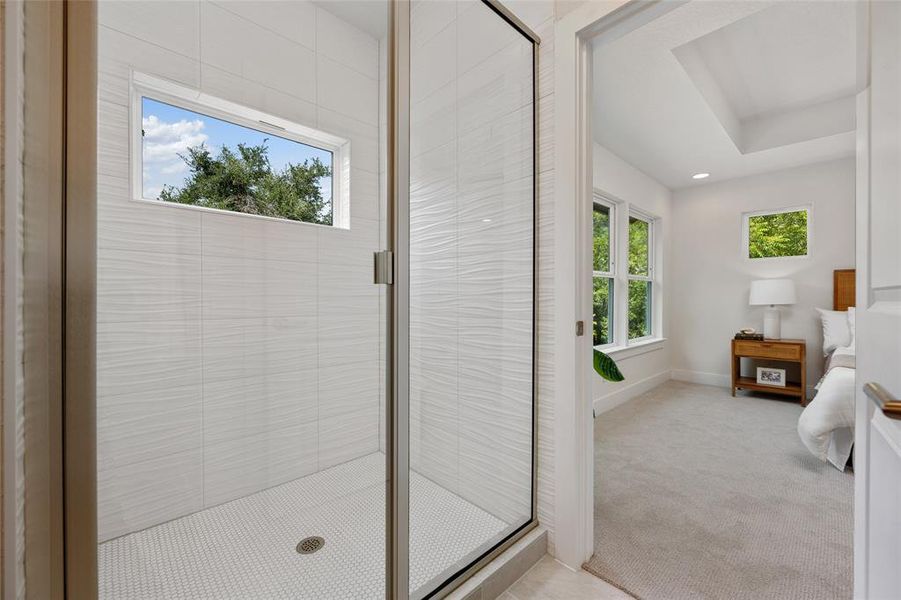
[
  {"left": 129, "top": 71, "right": 352, "bottom": 228},
  {"left": 590, "top": 191, "right": 664, "bottom": 353},
  {"left": 627, "top": 208, "right": 655, "bottom": 343},
  {"left": 592, "top": 194, "right": 616, "bottom": 349},
  {"left": 741, "top": 204, "right": 812, "bottom": 262}
]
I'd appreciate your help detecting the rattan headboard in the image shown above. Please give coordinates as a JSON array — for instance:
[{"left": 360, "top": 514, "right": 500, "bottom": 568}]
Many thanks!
[{"left": 834, "top": 269, "right": 856, "bottom": 311}]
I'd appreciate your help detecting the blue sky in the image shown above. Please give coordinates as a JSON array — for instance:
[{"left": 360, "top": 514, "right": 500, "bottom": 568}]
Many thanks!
[{"left": 141, "top": 97, "right": 332, "bottom": 200}]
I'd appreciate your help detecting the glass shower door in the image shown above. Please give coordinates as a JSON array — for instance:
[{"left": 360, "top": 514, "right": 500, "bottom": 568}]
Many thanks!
[{"left": 406, "top": 1, "right": 537, "bottom": 596}]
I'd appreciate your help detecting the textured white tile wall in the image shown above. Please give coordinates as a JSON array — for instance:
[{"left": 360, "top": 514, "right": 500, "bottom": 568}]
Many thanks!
[
  {"left": 534, "top": 9, "right": 557, "bottom": 555},
  {"left": 96, "top": 0, "right": 385, "bottom": 541}
]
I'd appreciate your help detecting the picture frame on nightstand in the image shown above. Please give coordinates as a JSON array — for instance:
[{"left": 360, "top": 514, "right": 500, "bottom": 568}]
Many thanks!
[{"left": 756, "top": 367, "right": 787, "bottom": 387}]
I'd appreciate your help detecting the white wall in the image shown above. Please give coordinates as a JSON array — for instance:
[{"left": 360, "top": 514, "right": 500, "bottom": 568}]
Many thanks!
[
  {"left": 670, "top": 158, "right": 856, "bottom": 393},
  {"left": 96, "top": 1, "right": 384, "bottom": 541},
  {"left": 591, "top": 143, "right": 673, "bottom": 414}
]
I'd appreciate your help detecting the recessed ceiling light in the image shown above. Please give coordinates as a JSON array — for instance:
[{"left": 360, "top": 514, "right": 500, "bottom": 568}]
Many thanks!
[
  {"left": 692, "top": 172, "right": 710, "bottom": 180},
  {"left": 482, "top": 218, "right": 492, "bottom": 223}
]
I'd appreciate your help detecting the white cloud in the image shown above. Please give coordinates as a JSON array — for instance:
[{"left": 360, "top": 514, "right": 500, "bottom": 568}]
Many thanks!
[
  {"left": 142, "top": 114, "right": 208, "bottom": 199},
  {"left": 160, "top": 161, "right": 188, "bottom": 175},
  {"left": 142, "top": 114, "right": 208, "bottom": 164}
]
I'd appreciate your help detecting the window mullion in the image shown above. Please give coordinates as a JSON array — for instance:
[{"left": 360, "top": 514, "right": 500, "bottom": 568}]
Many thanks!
[{"left": 615, "top": 206, "right": 627, "bottom": 347}]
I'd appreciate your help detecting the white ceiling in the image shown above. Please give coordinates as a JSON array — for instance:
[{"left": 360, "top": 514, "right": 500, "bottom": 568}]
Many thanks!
[{"left": 591, "top": 1, "right": 862, "bottom": 190}]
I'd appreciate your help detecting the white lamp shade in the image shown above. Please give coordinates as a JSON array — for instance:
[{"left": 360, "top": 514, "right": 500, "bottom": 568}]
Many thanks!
[{"left": 749, "top": 279, "right": 796, "bottom": 306}]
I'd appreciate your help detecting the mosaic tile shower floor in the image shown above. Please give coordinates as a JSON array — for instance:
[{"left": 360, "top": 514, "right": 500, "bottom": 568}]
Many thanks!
[{"left": 100, "top": 453, "right": 511, "bottom": 599}]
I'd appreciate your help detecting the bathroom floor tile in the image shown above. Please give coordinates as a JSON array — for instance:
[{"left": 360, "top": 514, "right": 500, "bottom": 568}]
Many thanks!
[{"left": 505, "top": 555, "right": 635, "bottom": 600}]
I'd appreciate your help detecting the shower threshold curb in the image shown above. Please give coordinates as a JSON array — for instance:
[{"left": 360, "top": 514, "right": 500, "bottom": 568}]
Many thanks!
[{"left": 447, "top": 527, "right": 547, "bottom": 600}]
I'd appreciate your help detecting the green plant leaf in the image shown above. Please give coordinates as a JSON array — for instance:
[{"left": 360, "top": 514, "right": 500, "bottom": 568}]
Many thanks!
[{"left": 593, "top": 349, "right": 625, "bottom": 382}]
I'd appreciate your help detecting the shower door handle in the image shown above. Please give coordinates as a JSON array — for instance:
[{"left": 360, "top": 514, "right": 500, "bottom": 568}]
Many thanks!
[{"left": 374, "top": 250, "right": 394, "bottom": 285}]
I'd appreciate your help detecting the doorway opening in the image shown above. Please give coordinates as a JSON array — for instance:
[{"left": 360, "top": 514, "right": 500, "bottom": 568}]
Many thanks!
[{"left": 583, "top": 2, "right": 862, "bottom": 597}]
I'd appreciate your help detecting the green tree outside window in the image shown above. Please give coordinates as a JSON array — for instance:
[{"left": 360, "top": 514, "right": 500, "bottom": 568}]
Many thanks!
[
  {"left": 747, "top": 209, "right": 808, "bottom": 259},
  {"left": 628, "top": 279, "right": 651, "bottom": 339},
  {"left": 628, "top": 216, "right": 651, "bottom": 339},
  {"left": 628, "top": 216, "right": 649, "bottom": 276},
  {"left": 159, "top": 142, "right": 333, "bottom": 226},
  {"left": 593, "top": 276, "right": 613, "bottom": 346},
  {"left": 593, "top": 205, "right": 610, "bottom": 271},
  {"left": 593, "top": 204, "right": 613, "bottom": 345}
]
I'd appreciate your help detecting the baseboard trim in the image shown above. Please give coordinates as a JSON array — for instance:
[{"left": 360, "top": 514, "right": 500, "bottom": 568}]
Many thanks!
[
  {"left": 671, "top": 369, "right": 730, "bottom": 388},
  {"left": 593, "top": 370, "right": 671, "bottom": 416}
]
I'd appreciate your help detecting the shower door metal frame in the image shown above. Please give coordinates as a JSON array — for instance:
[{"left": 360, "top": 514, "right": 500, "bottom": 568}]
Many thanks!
[
  {"left": 12, "top": 1, "right": 100, "bottom": 598},
  {"left": 65, "top": 2, "right": 100, "bottom": 597},
  {"left": 12, "top": 0, "right": 100, "bottom": 598},
  {"left": 386, "top": 1, "right": 411, "bottom": 598}
]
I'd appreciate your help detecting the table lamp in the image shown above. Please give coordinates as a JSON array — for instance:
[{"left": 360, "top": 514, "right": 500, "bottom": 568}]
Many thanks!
[{"left": 749, "top": 279, "right": 796, "bottom": 339}]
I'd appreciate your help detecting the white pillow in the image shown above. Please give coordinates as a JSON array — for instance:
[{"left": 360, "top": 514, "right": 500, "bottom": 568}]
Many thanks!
[{"left": 816, "top": 308, "right": 852, "bottom": 355}]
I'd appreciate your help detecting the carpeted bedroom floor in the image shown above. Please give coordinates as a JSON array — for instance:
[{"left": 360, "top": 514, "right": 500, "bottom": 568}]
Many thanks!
[{"left": 584, "top": 381, "right": 853, "bottom": 600}]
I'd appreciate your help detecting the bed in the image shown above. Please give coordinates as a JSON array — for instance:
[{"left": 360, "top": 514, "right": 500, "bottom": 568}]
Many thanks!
[{"left": 797, "top": 269, "right": 856, "bottom": 470}]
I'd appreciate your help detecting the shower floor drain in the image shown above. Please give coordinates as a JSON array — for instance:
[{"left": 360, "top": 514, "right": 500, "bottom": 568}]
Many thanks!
[{"left": 296, "top": 536, "right": 325, "bottom": 555}]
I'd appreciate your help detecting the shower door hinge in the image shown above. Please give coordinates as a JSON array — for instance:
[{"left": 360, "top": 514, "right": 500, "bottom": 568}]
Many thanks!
[
  {"left": 373, "top": 250, "right": 394, "bottom": 285},
  {"left": 576, "top": 320, "right": 585, "bottom": 336}
]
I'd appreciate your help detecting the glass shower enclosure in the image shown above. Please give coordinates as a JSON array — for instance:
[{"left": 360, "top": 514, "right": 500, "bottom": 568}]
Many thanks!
[{"left": 89, "top": 0, "right": 536, "bottom": 598}]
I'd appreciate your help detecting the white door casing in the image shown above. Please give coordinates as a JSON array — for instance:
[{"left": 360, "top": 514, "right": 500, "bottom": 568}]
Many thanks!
[
  {"left": 854, "top": 1, "right": 901, "bottom": 598},
  {"left": 553, "top": 0, "right": 628, "bottom": 569},
  {"left": 553, "top": 0, "right": 687, "bottom": 569}
]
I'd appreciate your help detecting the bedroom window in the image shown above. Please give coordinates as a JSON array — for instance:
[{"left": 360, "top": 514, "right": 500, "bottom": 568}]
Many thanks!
[
  {"left": 593, "top": 200, "right": 615, "bottom": 346},
  {"left": 591, "top": 193, "right": 661, "bottom": 352},
  {"left": 628, "top": 213, "right": 653, "bottom": 340},
  {"left": 131, "top": 72, "right": 350, "bottom": 227},
  {"left": 743, "top": 206, "right": 810, "bottom": 259}
]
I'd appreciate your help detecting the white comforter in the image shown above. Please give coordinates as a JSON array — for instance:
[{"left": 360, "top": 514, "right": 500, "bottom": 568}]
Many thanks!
[{"left": 797, "top": 346, "right": 856, "bottom": 470}]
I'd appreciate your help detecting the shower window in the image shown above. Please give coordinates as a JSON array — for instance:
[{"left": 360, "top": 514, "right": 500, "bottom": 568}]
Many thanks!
[{"left": 132, "top": 73, "right": 351, "bottom": 227}]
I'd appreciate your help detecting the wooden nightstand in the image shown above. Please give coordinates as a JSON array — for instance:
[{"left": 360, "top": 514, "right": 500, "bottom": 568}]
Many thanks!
[{"left": 731, "top": 339, "right": 807, "bottom": 405}]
